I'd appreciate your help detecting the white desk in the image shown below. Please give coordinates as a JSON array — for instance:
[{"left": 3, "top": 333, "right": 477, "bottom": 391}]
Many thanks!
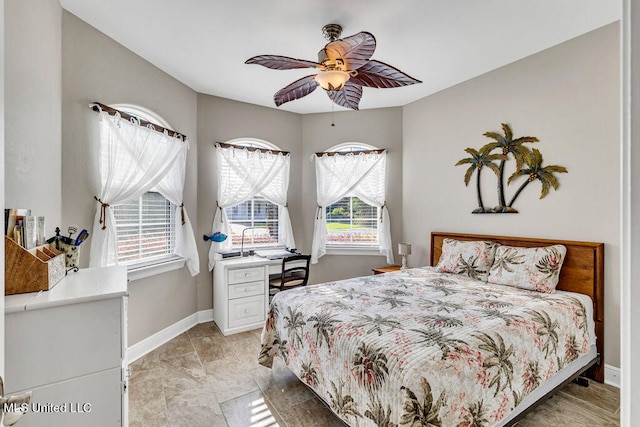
[
  {"left": 4, "top": 266, "right": 128, "bottom": 427},
  {"left": 212, "top": 255, "right": 296, "bottom": 336}
]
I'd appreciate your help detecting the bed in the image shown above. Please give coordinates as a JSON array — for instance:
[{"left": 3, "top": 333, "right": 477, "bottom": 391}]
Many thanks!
[{"left": 259, "top": 232, "right": 604, "bottom": 426}]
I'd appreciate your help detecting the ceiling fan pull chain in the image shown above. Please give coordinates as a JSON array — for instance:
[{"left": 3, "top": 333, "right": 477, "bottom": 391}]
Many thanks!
[{"left": 331, "top": 101, "right": 335, "bottom": 127}]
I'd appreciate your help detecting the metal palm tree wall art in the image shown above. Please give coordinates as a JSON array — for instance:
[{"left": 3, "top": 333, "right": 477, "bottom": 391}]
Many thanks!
[{"left": 456, "top": 123, "right": 567, "bottom": 214}]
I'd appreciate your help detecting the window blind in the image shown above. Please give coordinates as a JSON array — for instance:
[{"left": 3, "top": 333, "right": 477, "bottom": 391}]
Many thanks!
[
  {"left": 112, "top": 192, "right": 175, "bottom": 264},
  {"left": 326, "top": 196, "right": 379, "bottom": 245},
  {"left": 225, "top": 196, "right": 280, "bottom": 247}
]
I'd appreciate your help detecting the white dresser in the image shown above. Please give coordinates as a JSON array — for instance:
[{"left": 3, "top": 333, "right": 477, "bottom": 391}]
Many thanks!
[
  {"left": 4, "top": 266, "right": 128, "bottom": 427},
  {"left": 213, "top": 256, "right": 298, "bottom": 336}
]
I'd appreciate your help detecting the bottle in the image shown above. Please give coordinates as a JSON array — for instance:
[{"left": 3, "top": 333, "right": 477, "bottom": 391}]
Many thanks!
[
  {"left": 24, "top": 216, "right": 36, "bottom": 249},
  {"left": 36, "top": 216, "right": 46, "bottom": 246},
  {"left": 13, "top": 220, "right": 23, "bottom": 247}
]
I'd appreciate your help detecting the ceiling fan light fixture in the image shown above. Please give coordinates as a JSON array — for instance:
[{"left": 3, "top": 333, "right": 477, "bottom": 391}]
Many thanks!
[{"left": 314, "top": 70, "right": 350, "bottom": 91}]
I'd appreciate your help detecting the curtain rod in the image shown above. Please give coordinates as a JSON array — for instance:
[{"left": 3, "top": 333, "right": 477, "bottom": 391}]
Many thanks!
[
  {"left": 215, "top": 142, "right": 290, "bottom": 155},
  {"left": 90, "top": 102, "right": 188, "bottom": 141},
  {"left": 314, "top": 148, "right": 386, "bottom": 157}
]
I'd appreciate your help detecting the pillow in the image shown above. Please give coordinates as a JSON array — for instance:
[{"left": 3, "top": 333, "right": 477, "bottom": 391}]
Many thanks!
[
  {"left": 434, "top": 238, "right": 500, "bottom": 281},
  {"left": 487, "top": 244, "right": 567, "bottom": 293}
]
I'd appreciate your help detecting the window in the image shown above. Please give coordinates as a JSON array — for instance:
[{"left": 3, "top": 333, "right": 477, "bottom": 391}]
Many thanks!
[
  {"left": 311, "top": 141, "right": 391, "bottom": 263},
  {"left": 326, "top": 196, "right": 379, "bottom": 246},
  {"left": 226, "top": 196, "right": 279, "bottom": 247},
  {"left": 222, "top": 139, "right": 283, "bottom": 249},
  {"left": 110, "top": 105, "right": 178, "bottom": 267},
  {"left": 112, "top": 191, "right": 175, "bottom": 264},
  {"left": 325, "top": 143, "right": 380, "bottom": 249}
]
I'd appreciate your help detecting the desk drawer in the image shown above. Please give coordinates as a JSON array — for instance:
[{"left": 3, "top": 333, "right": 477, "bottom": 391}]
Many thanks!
[
  {"left": 228, "top": 267, "right": 265, "bottom": 284},
  {"left": 229, "top": 281, "right": 264, "bottom": 299},
  {"left": 228, "top": 295, "right": 264, "bottom": 328}
]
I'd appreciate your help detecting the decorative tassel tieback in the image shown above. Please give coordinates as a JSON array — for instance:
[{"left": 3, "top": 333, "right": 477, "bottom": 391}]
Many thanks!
[{"left": 94, "top": 196, "right": 110, "bottom": 230}]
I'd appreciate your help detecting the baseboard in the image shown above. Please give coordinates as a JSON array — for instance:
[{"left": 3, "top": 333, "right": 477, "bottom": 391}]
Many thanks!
[
  {"left": 127, "top": 309, "right": 214, "bottom": 363},
  {"left": 197, "top": 308, "right": 214, "bottom": 323},
  {"left": 604, "top": 364, "right": 620, "bottom": 388}
]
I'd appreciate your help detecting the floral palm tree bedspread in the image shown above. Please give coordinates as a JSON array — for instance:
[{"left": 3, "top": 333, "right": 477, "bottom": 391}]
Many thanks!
[{"left": 259, "top": 267, "right": 593, "bottom": 427}]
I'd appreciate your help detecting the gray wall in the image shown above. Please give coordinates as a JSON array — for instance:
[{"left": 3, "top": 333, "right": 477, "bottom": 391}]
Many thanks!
[
  {"left": 61, "top": 11, "right": 199, "bottom": 345},
  {"left": 624, "top": 0, "right": 639, "bottom": 417},
  {"left": 5, "top": 0, "right": 62, "bottom": 235},
  {"left": 196, "top": 95, "right": 302, "bottom": 311},
  {"left": 300, "top": 108, "right": 404, "bottom": 284},
  {"left": 4, "top": 0, "right": 62, "bottom": 374},
  {"left": 402, "top": 23, "right": 620, "bottom": 367}
]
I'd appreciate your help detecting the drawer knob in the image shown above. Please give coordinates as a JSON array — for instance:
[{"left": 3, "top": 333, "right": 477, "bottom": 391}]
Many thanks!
[
  {"left": 244, "top": 309, "right": 250, "bottom": 313},
  {"left": 245, "top": 287, "right": 250, "bottom": 292},
  {"left": 244, "top": 273, "right": 249, "bottom": 277}
]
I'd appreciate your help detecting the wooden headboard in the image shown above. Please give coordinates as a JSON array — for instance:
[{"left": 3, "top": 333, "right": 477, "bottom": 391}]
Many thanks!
[{"left": 430, "top": 232, "right": 605, "bottom": 382}]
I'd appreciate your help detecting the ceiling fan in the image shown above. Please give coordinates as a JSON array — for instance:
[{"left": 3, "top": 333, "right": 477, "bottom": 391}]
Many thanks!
[{"left": 245, "top": 24, "right": 422, "bottom": 110}]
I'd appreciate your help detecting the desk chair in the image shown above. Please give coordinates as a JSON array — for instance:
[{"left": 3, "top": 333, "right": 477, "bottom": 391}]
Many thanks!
[{"left": 268, "top": 255, "right": 311, "bottom": 298}]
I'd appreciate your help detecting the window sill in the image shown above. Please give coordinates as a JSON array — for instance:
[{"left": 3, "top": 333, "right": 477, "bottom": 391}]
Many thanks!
[
  {"left": 127, "top": 257, "right": 185, "bottom": 281},
  {"left": 229, "top": 244, "right": 285, "bottom": 251},
  {"left": 325, "top": 246, "right": 383, "bottom": 256}
]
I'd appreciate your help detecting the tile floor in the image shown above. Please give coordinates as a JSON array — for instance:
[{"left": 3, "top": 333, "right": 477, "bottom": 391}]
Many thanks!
[{"left": 128, "top": 322, "right": 620, "bottom": 426}]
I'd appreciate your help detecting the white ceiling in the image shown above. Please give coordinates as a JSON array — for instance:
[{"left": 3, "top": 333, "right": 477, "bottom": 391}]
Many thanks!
[{"left": 59, "top": 0, "right": 620, "bottom": 114}]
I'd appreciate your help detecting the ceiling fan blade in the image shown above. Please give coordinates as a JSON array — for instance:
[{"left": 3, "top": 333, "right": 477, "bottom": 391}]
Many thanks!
[
  {"left": 323, "top": 32, "right": 376, "bottom": 71},
  {"left": 327, "top": 81, "right": 363, "bottom": 110},
  {"left": 246, "top": 55, "right": 321, "bottom": 70},
  {"left": 274, "top": 75, "right": 320, "bottom": 106},
  {"left": 350, "top": 60, "right": 422, "bottom": 88}
]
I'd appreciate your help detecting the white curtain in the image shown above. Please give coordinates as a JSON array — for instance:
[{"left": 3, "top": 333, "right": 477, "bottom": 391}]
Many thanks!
[
  {"left": 154, "top": 147, "right": 199, "bottom": 276},
  {"left": 311, "top": 151, "right": 393, "bottom": 264},
  {"left": 208, "top": 144, "right": 295, "bottom": 270},
  {"left": 89, "top": 110, "right": 200, "bottom": 276}
]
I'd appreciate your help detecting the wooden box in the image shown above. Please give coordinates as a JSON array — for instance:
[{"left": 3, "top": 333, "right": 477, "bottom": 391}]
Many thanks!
[{"left": 4, "top": 236, "right": 66, "bottom": 295}]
